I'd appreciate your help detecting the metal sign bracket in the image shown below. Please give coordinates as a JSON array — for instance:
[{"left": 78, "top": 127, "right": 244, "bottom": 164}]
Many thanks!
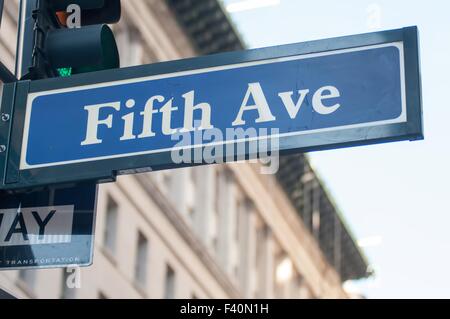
[{"left": 0, "top": 82, "right": 18, "bottom": 188}]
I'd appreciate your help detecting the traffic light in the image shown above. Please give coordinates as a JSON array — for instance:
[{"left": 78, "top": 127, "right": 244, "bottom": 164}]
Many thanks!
[{"left": 16, "top": 0, "right": 121, "bottom": 80}]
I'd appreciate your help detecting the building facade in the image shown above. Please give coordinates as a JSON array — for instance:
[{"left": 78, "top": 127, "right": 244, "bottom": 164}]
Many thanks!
[{"left": 0, "top": 0, "right": 369, "bottom": 299}]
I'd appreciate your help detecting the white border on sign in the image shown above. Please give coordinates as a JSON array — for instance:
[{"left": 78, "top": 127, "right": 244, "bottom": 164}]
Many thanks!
[{"left": 20, "top": 42, "right": 407, "bottom": 170}]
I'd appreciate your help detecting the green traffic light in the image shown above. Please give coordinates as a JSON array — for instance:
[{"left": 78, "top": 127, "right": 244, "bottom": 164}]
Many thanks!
[{"left": 57, "top": 68, "right": 73, "bottom": 77}]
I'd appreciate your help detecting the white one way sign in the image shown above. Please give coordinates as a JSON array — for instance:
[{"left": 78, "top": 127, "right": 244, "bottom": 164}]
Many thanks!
[
  {"left": 0, "top": 205, "right": 74, "bottom": 247},
  {"left": 0, "top": 184, "right": 97, "bottom": 270}
]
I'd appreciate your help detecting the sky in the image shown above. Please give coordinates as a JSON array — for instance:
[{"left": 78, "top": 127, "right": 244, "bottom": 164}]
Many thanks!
[{"left": 222, "top": 0, "right": 450, "bottom": 298}]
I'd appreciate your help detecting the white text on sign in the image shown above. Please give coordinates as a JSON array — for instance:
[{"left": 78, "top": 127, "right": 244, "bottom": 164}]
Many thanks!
[{"left": 81, "top": 83, "right": 341, "bottom": 146}]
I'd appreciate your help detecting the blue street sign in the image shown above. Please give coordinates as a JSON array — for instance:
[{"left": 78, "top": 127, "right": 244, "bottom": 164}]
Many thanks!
[
  {"left": 0, "top": 183, "right": 97, "bottom": 269},
  {"left": 0, "top": 26, "right": 422, "bottom": 190},
  {"left": 23, "top": 43, "right": 404, "bottom": 168}
]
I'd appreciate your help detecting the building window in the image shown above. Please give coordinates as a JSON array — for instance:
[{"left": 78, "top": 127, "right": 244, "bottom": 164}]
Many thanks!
[
  {"left": 61, "top": 268, "right": 76, "bottom": 299},
  {"left": 275, "top": 255, "right": 294, "bottom": 298},
  {"left": 104, "top": 196, "right": 119, "bottom": 257},
  {"left": 164, "top": 265, "right": 176, "bottom": 299},
  {"left": 235, "top": 199, "right": 243, "bottom": 242},
  {"left": 214, "top": 170, "right": 221, "bottom": 214},
  {"left": 212, "top": 169, "right": 221, "bottom": 251},
  {"left": 115, "top": 24, "right": 144, "bottom": 67},
  {"left": 186, "top": 168, "right": 197, "bottom": 223},
  {"left": 212, "top": 236, "right": 218, "bottom": 252},
  {"left": 134, "top": 231, "right": 149, "bottom": 289},
  {"left": 162, "top": 172, "right": 172, "bottom": 193},
  {"left": 18, "top": 270, "right": 36, "bottom": 291},
  {"left": 98, "top": 291, "right": 109, "bottom": 299},
  {"left": 255, "top": 224, "right": 266, "bottom": 298},
  {"left": 155, "top": 171, "right": 172, "bottom": 195}
]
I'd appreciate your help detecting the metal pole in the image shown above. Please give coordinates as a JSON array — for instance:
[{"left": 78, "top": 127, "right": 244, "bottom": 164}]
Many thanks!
[
  {"left": 15, "top": 0, "right": 39, "bottom": 80},
  {"left": 0, "top": 0, "right": 4, "bottom": 26}
]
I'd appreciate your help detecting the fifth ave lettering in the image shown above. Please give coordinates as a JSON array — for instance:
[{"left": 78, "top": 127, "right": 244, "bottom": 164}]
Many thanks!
[{"left": 80, "top": 83, "right": 341, "bottom": 146}]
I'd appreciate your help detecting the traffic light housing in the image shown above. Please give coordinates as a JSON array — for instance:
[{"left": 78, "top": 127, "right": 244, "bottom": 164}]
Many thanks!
[
  {"left": 49, "top": 0, "right": 121, "bottom": 26},
  {"left": 16, "top": 0, "right": 121, "bottom": 80},
  {"left": 46, "top": 24, "right": 119, "bottom": 74}
]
